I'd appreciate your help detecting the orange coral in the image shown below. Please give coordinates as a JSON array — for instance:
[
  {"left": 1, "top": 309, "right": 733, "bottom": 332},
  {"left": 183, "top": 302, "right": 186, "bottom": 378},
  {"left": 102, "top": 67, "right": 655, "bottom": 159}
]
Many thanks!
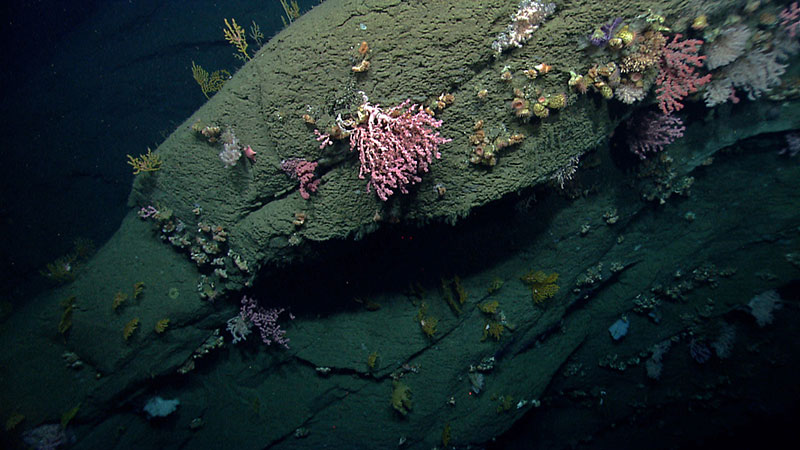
[{"left": 357, "top": 40, "right": 369, "bottom": 56}]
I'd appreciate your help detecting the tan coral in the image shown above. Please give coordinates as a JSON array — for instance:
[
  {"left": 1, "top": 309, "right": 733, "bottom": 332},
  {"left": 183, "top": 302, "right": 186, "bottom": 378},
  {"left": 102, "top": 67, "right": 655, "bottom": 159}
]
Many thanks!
[
  {"left": 293, "top": 212, "right": 307, "bottom": 227},
  {"left": 351, "top": 59, "right": 370, "bottom": 72}
]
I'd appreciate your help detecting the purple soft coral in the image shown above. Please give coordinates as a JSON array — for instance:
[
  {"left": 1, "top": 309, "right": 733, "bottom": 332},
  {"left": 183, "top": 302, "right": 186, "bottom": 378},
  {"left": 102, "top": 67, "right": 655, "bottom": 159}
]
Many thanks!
[
  {"left": 626, "top": 112, "right": 686, "bottom": 159},
  {"left": 589, "top": 17, "right": 622, "bottom": 47}
]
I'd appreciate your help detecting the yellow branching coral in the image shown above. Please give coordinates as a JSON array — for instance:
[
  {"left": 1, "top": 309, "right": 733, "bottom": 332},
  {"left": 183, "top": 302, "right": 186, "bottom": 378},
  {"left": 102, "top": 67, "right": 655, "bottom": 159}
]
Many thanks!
[
  {"left": 279, "top": 0, "right": 300, "bottom": 26},
  {"left": 521, "top": 270, "right": 560, "bottom": 304},
  {"left": 41, "top": 239, "right": 94, "bottom": 284},
  {"left": 391, "top": 380, "right": 412, "bottom": 415},
  {"left": 132, "top": 281, "right": 145, "bottom": 299},
  {"left": 42, "top": 256, "right": 76, "bottom": 284},
  {"left": 442, "top": 422, "right": 452, "bottom": 447},
  {"left": 112, "top": 291, "right": 128, "bottom": 312},
  {"left": 123, "top": 317, "right": 140, "bottom": 341},
  {"left": 441, "top": 276, "right": 467, "bottom": 314},
  {"left": 420, "top": 315, "right": 438, "bottom": 338},
  {"left": 496, "top": 395, "right": 514, "bottom": 413},
  {"left": 482, "top": 320, "right": 505, "bottom": 341},
  {"left": 478, "top": 300, "right": 500, "bottom": 315},
  {"left": 223, "top": 18, "right": 250, "bottom": 61},
  {"left": 191, "top": 61, "right": 230, "bottom": 99},
  {"left": 154, "top": 318, "right": 170, "bottom": 334},
  {"left": 127, "top": 148, "right": 162, "bottom": 175},
  {"left": 416, "top": 302, "right": 439, "bottom": 338},
  {"left": 487, "top": 277, "right": 504, "bottom": 294},
  {"left": 58, "top": 296, "right": 76, "bottom": 336},
  {"left": 366, "top": 351, "right": 379, "bottom": 370}
]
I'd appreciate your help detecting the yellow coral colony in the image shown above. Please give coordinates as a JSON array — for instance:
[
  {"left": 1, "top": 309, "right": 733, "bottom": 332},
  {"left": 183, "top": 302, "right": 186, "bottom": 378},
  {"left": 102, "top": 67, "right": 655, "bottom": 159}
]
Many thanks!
[
  {"left": 58, "top": 296, "right": 76, "bottom": 335},
  {"left": 126, "top": 148, "right": 162, "bottom": 175},
  {"left": 482, "top": 321, "right": 504, "bottom": 341},
  {"left": 478, "top": 300, "right": 500, "bottom": 315},
  {"left": 42, "top": 256, "right": 76, "bottom": 284},
  {"left": 191, "top": 61, "right": 230, "bottom": 99},
  {"left": 279, "top": 0, "right": 300, "bottom": 26},
  {"left": 416, "top": 302, "right": 439, "bottom": 338},
  {"left": 112, "top": 291, "right": 128, "bottom": 312},
  {"left": 123, "top": 318, "right": 140, "bottom": 341},
  {"left": 441, "top": 276, "right": 468, "bottom": 314},
  {"left": 521, "top": 270, "right": 560, "bottom": 304},
  {"left": 366, "top": 351, "right": 379, "bottom": 370},
  {"left": 487, "top": 277, "right": 504, "bottom": 294},
  {"left": 154, "top": 318, "right": 170, "bottom": 334},
  {"left": 223, "top": 18, "right": 251, "bottom": 61},
  {"left": 132, "top": 281, "right": 145, "bottom": 299},
  {"left": 391, "top": 380, "right": 412, "bottom": 415}
]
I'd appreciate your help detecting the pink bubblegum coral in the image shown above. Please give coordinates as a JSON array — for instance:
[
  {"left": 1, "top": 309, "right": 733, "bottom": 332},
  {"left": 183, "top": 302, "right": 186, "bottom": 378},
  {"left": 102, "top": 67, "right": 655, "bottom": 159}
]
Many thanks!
[
  {"left": 655, "top": 34, "right": 712, "bottom": 115},
  {"left": 347, "top": 100, "right": 451, "bottom": 201},
  {"left": 281, "top": 158, "right": 320, "bottom": 200}
]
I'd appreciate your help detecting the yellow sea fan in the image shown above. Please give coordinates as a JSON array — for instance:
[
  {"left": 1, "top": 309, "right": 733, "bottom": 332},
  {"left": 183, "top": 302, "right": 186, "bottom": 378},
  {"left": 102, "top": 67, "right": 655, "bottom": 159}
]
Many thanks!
[
  {"left": 366, "top": 351, "right": 379, "bottom": 370},
  {"left": 478, "top": 300, "right": 500, "bottom": 315},
  {"left": 223, "top": 18, "right": 250, "bottom": 61},
  {"left": 482, "top": 320, "right": 504, "bottom": 341},
  {"left": 58, "top": 296, "right": 75, "bottom": 335},
  {"left": 420, "top": 315, "right": 438, "bottom": 337},
  {"left": 123, "top": 318, "right": 140, "bottom": 341},
  {"left": 391, "top": 380, "right": 412, "bottom": 415},
  {"left": 521, "top": 270, "right": 560, "bottom": 304},
  {"left": 126, "top": 148, "right": 162, "bottom": 175},
  {"left": 532, "top": 282, "right": 559, "bottom": 304},
  {"left": 154, "top": 318, "right": 170, "bottom": 334},
  {"left": 132, "top": 281, "right": 145, "bottom": 299},
  {"left": 112, "top": 291, "right": 128, "bottom": 311},
  {"left": 191, "top": 61, "right": 230, "bottom": 99}
]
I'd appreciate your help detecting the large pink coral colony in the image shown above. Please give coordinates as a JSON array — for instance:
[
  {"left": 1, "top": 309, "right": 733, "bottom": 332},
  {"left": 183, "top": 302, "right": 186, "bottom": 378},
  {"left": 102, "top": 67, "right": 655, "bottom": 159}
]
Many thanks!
[
  {"left": 656, "top": 34, "right": 712, "bottom": 115},
  {"left": 348, "top": 100, "right": 451, "bottom": 201}
]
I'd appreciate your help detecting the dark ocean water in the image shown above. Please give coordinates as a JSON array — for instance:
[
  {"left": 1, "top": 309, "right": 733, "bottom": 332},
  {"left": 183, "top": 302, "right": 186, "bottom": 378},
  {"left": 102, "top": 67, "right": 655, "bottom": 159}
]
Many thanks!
[
  {"left": 0, "top": 0, "right": 294, "bottom": 300},
  {"left": 1, "top": 1, "right": 799, "bottom": 449}
]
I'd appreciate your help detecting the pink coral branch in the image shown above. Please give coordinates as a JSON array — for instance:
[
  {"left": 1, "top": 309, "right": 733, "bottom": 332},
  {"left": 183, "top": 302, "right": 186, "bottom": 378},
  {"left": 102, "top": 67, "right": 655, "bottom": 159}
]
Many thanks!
[
  {"left": 314, "top": 129, "right": 334, "bottom": 149},
  {"left": 655, "top": 34, "right": 712, "bottom": 115},
  {"left": 281, "top": 158, "right": 320, "bottom": 200},
  {"left": 780, "top": 2, "right": 800, "bottom": 38}
]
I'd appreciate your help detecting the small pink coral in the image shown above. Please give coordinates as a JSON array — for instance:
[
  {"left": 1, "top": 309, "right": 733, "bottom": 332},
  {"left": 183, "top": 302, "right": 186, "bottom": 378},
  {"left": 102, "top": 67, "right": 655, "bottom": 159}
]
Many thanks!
[
  {"left": 243, "top": 145, "right": 257, "bottom": 162},
  {"left": 281, "top": 158, "right": 320, "bottom": 200}
]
